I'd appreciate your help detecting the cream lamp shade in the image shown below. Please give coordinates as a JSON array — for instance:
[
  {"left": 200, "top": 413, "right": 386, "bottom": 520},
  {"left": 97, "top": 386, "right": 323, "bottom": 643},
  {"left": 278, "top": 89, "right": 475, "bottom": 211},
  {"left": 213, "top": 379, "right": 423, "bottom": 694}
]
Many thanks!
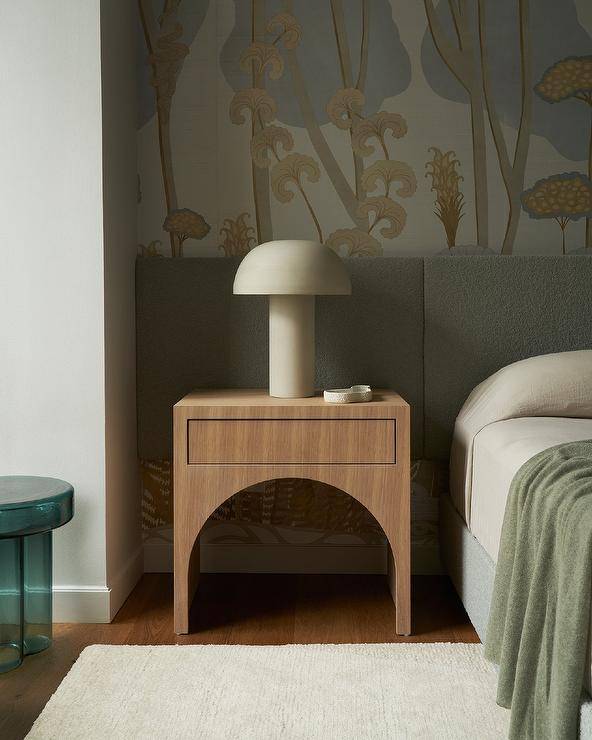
[{"left": 233, "top": 240, "right": 351, "bottom": 398}]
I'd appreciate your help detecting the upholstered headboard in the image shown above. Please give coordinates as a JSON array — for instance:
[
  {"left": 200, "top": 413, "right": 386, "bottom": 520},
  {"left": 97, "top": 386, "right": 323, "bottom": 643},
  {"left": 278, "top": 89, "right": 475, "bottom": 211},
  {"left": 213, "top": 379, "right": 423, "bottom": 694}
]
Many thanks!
[
  {"left": 423, "top": 256, "right": 592, "bottom": 458},
  {"left": 136, "top": 256, "right": 592, "bottom": 463}
]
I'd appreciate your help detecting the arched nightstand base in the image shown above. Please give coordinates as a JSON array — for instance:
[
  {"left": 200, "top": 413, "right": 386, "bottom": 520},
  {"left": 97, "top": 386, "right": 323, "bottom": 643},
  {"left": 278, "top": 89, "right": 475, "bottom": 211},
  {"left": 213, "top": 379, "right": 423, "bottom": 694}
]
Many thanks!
[{"left": 173, "top": 391, "right": 411, "bottom": 637}]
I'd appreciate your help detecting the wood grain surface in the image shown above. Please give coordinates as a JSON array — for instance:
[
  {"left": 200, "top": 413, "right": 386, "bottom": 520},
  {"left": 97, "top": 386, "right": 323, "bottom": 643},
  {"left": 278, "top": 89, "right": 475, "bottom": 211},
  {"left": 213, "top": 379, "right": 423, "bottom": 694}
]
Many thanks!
[
  {"left": 174, "top": 389, "right": 411, "bottom": 636},
  {"left": 187, "top": 419, "right": 396, "bottom": 464},
  {"left": 175, "top": 388, "right": 406, "bottom": 414}
]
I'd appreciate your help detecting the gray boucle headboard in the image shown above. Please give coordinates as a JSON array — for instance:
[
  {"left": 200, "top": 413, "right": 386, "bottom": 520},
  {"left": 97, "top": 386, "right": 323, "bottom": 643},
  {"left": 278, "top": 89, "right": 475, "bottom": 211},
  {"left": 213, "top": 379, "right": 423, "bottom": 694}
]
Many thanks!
[
  {"left": 136, "top": 256, "right": 592, "bottom": 463},
  {"left": 136, "top": 258, "right": 424, "bottom": 458},
  {"left": 423, "top": 256, "right": 592, "bottom": 458}
]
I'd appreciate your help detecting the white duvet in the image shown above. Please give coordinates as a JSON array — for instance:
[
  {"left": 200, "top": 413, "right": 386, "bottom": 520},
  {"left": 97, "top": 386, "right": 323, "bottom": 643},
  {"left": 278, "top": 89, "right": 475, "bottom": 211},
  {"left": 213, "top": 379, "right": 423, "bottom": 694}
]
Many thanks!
[
  {"left": 469, "top": 416, "right": 592, "bottom": 560},
  {"left": 449, "top": 350, "right": 592, "bottom": 524}
]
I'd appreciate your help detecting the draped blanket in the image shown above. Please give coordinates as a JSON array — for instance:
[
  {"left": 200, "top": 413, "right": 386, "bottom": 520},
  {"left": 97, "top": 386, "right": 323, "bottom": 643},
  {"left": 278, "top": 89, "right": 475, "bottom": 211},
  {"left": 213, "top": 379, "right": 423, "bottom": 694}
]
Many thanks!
[{"left": 485, "top": 440, "right": 592, "bottom": 740}]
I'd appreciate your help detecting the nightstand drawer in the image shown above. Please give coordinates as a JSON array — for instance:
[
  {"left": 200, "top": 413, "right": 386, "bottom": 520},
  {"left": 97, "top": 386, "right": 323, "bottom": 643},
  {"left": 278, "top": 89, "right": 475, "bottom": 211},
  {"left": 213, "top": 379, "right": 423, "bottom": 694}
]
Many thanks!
[{"left": 187, "top": 419, "right": 395, "bottom": 464}]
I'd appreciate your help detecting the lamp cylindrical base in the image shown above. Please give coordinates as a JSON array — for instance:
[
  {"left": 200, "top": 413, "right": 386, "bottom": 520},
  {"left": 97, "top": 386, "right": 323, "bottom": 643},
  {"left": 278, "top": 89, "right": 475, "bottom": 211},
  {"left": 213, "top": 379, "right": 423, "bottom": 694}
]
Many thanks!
[{"left": 269, "top": 295, "right": 315, "bottom": 398}]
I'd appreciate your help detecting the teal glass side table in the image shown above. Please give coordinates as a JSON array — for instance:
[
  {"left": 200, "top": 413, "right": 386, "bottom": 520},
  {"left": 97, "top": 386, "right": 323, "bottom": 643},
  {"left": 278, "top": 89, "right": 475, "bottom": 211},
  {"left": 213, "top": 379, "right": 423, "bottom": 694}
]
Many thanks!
[{"left": 0, "top": 476, "right": 73, "bottom": 673}]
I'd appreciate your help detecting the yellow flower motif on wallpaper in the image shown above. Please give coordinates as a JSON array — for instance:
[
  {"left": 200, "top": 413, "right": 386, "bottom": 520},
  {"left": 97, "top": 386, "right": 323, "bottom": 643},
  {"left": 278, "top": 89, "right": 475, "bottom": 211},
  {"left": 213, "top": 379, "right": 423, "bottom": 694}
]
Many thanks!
[
  {"left": 218, "top": 212, "right": 256, "bottom": 257},
  {"left": 271, "top": 153, "right": 323, "bottom": 241},
  {"left": 271, "top": 153, "right": 320, "bottom": 202},
  {"left": 325, "top": 228, "right": 382, "bottom": 257},
  {"left": 362, "top": 160, "right": 417, "bottom": 199},
  {"left": 251, "top": 125, "right": 294, "bottom": 168},
  {"left": 229, "top": 88, "right": 277, "bottom": 125},
  {"left": 326, "top": 88, "right": 365, "bottom": 130},
  {"left": 325, "top": 82, "right": 415, "bottom": 245},
  {"left": 358, "top": 196, "right": 406, "bottom": 238},
  {"left": 137, "top": 240, "right": 164, "bottom": 258},
  {"left": 240, "top": 42, "right": 284, "bottom": 81},
  {"left": 351, "top": 111, "right": 408, "bottom": 158},
  {"left": 425, "top": 147, "right": 465, "bottom": 248},
  {"left": 266, "top": 12, "right": 302, "bottom": 50}
]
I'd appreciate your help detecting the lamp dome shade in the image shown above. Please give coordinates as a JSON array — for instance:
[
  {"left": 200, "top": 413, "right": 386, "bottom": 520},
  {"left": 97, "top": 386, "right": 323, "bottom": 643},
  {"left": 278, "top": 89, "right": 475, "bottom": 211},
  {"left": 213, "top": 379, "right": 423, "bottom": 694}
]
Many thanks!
[{"left": 233, "top": 240, "right": 351, "bottom": 295}]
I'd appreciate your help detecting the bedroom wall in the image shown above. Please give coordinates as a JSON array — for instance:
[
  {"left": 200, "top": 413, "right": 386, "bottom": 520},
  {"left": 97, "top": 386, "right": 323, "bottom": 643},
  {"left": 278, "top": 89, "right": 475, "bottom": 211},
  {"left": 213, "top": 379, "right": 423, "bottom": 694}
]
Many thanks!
[
  {"left": 0, "top": 0, "right": 140, "bottom": 621},
  {"left": 137, "top": 0, "right": 592, "bottom": 573},
  {"left": 0, "top": 0, "right": 108, "bottom": 619}
]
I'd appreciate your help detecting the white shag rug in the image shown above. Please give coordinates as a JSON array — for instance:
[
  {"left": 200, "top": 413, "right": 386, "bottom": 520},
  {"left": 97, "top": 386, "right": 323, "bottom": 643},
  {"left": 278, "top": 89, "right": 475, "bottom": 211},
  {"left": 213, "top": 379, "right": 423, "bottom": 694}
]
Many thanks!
[{"left": 27, "top": 643, "right": 508, "bottom": 739}]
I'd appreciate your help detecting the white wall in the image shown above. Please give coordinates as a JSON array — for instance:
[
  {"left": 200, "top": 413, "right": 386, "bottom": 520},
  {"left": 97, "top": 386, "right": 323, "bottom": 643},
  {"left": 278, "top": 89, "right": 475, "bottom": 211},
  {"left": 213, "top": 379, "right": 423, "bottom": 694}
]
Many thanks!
[{"left": 0, "top": 0, "right": 139, "bottom": 621}]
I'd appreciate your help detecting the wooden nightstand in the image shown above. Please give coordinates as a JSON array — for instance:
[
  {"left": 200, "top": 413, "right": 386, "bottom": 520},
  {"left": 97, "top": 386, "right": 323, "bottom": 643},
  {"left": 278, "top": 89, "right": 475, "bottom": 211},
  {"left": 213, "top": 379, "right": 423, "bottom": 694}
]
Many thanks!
[{"left": 173, "top": 389, "right": 411, "bottom": 636}]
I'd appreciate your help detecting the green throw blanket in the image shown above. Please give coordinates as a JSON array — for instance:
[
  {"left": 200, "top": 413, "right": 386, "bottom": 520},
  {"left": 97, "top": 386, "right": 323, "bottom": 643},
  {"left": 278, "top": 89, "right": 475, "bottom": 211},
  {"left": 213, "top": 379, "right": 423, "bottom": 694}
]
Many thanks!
[{"left": 485, "top": 440, "right": 592, "bottom": 740}]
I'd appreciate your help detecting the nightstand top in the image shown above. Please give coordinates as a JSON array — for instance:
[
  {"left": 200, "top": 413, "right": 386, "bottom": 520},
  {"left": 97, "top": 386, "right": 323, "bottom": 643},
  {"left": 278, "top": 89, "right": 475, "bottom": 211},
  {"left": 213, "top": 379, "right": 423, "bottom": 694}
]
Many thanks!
[{"left": 175, "top": 388, "right": 408, "bottom": 416}]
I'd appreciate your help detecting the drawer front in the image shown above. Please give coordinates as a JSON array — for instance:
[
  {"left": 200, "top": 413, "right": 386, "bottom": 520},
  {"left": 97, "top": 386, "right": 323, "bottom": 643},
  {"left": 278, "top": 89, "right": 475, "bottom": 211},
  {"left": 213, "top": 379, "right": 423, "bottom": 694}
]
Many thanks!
[{"left": 187, "top": 419, "right": 395, "bottom": 464}]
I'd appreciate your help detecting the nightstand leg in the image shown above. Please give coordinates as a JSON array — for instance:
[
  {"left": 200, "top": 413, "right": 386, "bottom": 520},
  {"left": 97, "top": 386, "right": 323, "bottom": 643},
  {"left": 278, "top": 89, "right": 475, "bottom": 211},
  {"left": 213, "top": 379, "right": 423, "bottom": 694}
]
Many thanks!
[
  {"left": 174, "top": 534, "right": 201, "bottom": 635},
  {"left": 174, "top": 552, "right": 190, "bottom": 635},
  {"left": 388, "top": 544, "right": 411, "bottom": 636}
]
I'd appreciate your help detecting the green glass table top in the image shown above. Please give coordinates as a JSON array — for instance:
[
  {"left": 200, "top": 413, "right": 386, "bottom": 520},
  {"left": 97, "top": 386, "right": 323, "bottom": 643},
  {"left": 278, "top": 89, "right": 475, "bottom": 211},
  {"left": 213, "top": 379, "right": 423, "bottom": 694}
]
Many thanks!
[
  {"left": 0, "top": 476, "right": 73, "bottom": 508},
  {"left": 0, "top": 476, "right": 74, "bottom": 538}
]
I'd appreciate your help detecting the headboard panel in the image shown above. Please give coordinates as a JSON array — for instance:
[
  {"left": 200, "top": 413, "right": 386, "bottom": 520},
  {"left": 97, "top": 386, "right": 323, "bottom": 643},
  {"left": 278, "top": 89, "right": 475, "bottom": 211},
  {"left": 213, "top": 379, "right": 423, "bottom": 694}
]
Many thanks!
[
  {"left": 137, "top": 256, "right": 592, "bottom": 463},
  {"left": 136, "top": 257, "right": 425, "bottom": 459},
  {"left": 423, "top": 256, "right": 592, "bottom": 460}
]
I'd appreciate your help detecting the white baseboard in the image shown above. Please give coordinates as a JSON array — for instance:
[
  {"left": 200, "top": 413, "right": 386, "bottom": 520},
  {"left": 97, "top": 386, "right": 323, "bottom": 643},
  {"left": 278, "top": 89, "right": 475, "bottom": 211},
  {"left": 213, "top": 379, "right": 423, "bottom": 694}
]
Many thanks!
[
  {"left": 53, "top": 586, "right": 111, "bottom": 623},
  {"left": 53, "top": 546, "right": 144, "bottom": 623},
  {"left": 143, "top": 541, "right": 443, "bottom": 575},
  {"left": 108, "top": 544, "right": 144, "bottom": 619}
]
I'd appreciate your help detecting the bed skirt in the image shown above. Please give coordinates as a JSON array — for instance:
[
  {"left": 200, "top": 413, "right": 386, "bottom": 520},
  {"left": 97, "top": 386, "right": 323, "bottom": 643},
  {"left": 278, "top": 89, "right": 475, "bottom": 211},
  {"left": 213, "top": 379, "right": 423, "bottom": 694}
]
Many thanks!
[{"left": 440, "top": 493, "right": 592, "bottom": 738}]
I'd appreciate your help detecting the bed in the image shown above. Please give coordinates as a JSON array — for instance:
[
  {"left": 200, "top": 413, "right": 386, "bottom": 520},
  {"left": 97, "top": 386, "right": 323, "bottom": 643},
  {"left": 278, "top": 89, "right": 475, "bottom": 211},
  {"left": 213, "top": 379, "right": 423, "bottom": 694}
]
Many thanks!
[
  {"left": 467, "top": 417, "right": 592, "bottom": 566},
  {"left": 441, "top": 350, "right": 592, "bottom": 736}
]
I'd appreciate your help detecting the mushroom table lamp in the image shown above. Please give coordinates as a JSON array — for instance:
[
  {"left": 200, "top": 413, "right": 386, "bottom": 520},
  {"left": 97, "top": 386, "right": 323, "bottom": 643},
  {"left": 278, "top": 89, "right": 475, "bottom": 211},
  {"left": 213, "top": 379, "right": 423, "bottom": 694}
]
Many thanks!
[{"left": 233, "top": 240, "right": 351, "bottom": 398}]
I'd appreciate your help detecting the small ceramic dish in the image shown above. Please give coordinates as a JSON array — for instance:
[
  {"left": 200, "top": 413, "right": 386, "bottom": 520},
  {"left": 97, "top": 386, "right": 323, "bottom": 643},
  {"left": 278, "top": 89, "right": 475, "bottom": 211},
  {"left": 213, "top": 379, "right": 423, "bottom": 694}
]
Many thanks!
[{"left": 323, "top": 385, "right": 372, "bottom": 404}]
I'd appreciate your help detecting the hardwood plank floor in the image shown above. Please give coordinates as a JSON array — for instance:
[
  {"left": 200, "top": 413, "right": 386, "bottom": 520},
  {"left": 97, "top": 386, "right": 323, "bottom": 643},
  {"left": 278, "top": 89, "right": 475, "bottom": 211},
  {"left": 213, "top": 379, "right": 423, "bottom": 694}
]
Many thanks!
[{"left": 0, "top": 573, "right": 478, "bottom": 740}]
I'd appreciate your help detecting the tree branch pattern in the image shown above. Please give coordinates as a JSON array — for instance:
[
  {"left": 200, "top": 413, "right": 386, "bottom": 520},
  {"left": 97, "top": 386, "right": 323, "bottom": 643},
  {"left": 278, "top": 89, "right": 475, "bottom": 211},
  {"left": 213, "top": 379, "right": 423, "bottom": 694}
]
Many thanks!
[{"left": 228, "top": 3, "right": 416, "bottom": 254}]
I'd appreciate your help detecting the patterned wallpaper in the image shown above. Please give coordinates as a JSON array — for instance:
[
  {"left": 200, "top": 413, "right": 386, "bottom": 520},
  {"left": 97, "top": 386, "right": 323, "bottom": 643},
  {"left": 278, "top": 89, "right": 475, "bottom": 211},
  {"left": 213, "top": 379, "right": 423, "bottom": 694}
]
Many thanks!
[{"left": 137, "top": 0, "right": 592, "bottom": 569}]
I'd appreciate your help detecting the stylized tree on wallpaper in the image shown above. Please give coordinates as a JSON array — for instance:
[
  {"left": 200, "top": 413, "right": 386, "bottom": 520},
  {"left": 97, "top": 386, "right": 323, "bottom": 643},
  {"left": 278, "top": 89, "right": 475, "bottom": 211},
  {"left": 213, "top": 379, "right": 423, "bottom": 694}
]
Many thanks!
[
  {"left": 422, "top": 0, "right": 532, "bottom": 254},
  {"left": 422, "top": 0, "right": 592, "bottom": 254},
  {"left": 225, "top": 0, "right": 415, "bottom": 254},
  {"left": 425, "top": 148, "right": 465, "bottom": 248},
  {"left": 138, "top": 0, "right": 210, "bottom": 257},
  {"left": 535, "top": 56, "right": 592, "bottom": 248},
  {"left": 521, "top": 173, "right": 592, "bottom": 254},
  {"left": 163, "top": 208, "right": 210, "bottom": 257}
]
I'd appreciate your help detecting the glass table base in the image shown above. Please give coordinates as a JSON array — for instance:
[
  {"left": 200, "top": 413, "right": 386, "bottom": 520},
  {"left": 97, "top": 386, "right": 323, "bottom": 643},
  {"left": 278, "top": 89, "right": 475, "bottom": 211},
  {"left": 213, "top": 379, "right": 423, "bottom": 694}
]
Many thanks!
[
  {"left": 0, "top": 532, "right": 53, "bottom": 672},
  {"left": 0, "top": 643, "right": 22, "bottom": 673}
]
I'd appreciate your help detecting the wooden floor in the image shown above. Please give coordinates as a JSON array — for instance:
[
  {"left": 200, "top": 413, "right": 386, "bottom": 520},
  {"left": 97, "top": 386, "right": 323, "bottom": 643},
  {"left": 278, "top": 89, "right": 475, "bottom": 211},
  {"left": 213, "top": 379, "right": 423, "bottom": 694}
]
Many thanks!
[{"left": 1, "top": 573, "right": 478, "bottom": 740}]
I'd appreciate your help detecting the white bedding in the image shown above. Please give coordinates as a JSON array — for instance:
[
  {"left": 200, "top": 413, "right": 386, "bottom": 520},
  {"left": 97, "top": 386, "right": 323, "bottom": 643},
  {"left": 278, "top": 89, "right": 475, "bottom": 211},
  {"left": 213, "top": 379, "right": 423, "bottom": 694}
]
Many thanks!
[
  {"left": 450, "top": 350, "right": 592, "bottom": 522},
  {"left": 468, "top": 416, "right": 592, "bottom": 562}
]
